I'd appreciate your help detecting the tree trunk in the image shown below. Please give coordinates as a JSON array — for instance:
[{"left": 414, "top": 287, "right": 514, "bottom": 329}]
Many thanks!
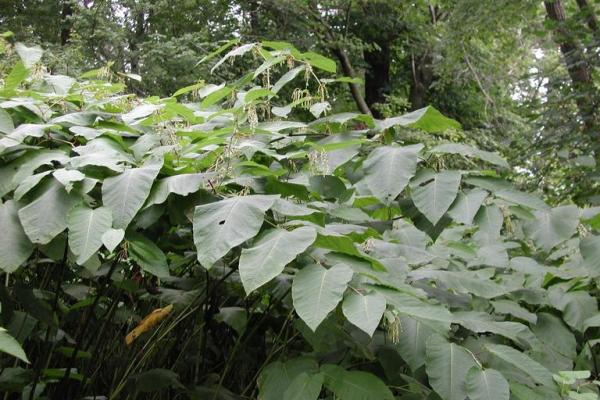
[
  {"left": 545, "top": 0, "right": 598, "bottom": 134},
  {"left": 363, "top": 41, "right": 390, "bottom": 118},
  {"left": 60, "top": 0, "right": 73, "bottom": 45},
  {"left": 331, "top": 47, "right": 373, "bottom": 116},
  {"left": 409, "top": 51, "right": 434, "bottom": 110},
  {"left": 248, "top": 0, "right": 261, "bottom": 38},
  {"left": 129, "top": 10, "right": 147, "bottom": 74}
]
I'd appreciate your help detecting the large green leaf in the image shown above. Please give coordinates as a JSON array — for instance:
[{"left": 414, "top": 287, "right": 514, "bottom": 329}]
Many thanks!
[
  {"left": 102, "top": 160, "right": 162, "bottom": 229},
  {"left": 239, "top": 226, "right": 316, "bottom": 294},
  {"left": 448, "top": 189, "right": 488, "bottom": 225},
  {"left": 580, "top": 235, "right": 600, "bottom": 273},
  {"left": 523, "top": 205, "right": 580, "bottom": 252},
  {"left": 0, "top": 108, "right": 14, "bottom": 134},
  {"left": 193, "top": 195, "right": 278, "bottom": 268},
  {"left": 396, "top": 316, "right": 438, "bottom": 371},
  {"left": 67, "top": 205, "right": 112, "bottom": 265},
  {"left": 0, "top": 327, "right": 29, "bottom": 363},
  {"left": 547, "top": 288, "right": 597, "bottom": 332},
  {"left": 101, "top": 228, "right": 125, "bottom": 253},
  {"left": 429, "top": 143, "right": 508, "bottom": 168},
  {"left": 531, "top": 313, "right": 576, "bottom": 359},
  {"left": 376, "top": 106, "right": 461, "bottom": 133},
  {"left": 292, "top": 264, "right": 353, "bottom": 331},
  {"left": 484, "top": 344, "right": 554, "bottom": 387},
  {"left": 321, "top": 364, "right": 394, "bottom": 400},
  {"left": 358, "top": 145, "right": 423, "bottom": 204},
  {"left": 283, "top": 372, "right": 324, "bottom": 400},
  {"left": 411, "top": 170, "right": 462, "bottom": 225},
  {"left": 127, "top": 232, "right": 169, "bottom": 278},
  {"left": 258, "top": 358, "right": 318, "bottom": 400},
  {"left": 425, "top": 336, "right": 478, "bottom": 400},
  {"left": 341, "top": 291, "right": 386, "bottom": 337},
  {"left": 465, "top": 367, "right": 510, "bottom": 400},
  {"left": 410, "top": 270, "right": 510, "bottom": 299},
  {"left": 15, "top": 43, "right": 43, "bottom": 68},
  {"left": 0, "top": 200, "right": 34, "bottom": 273},
  {"left": 301, "top": 51, "right": 337, "bottom": 73},
  {"left": 18, "top": 179, "right": 77, "bottom": 244},
  {"left": 144, "top": 173, "right": 211, "bottom": 208}
]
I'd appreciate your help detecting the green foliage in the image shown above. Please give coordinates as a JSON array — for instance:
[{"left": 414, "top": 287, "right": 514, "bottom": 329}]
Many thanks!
[{"left": 0, "top": 41, "right": 599, "bottom": 400}]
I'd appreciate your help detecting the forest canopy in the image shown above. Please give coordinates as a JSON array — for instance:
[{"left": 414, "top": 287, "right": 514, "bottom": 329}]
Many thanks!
[{"left": 1, "top": 1, "right": 600, "bottom": 399}]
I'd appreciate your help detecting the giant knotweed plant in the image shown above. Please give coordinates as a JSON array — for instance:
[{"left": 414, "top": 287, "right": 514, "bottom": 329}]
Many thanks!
[{"left": 0, "top": 40, "right": 599, "bottom": 400}]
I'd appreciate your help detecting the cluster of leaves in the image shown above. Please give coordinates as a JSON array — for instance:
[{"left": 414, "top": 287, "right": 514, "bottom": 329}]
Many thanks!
[{"left": 1, "top": 41, "right": 600, "bottom": 400}]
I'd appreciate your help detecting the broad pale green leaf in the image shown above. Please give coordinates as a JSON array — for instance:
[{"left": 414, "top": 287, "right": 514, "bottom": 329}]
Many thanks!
[
  {"left": 548, "top": 288, "right": 597, "bottom": 332},
  {"left": 45, "top": 74, "right": 76, "bottom": 94},
  {"left": 122, "top": 104, "right": 161, "bottom": 123},
  {"left": 292, "top": 264, "right": 353, "bottom": 331},
  {"left": 67, "top": 206, "right": 112, "bottom": 265},
  {"left": 466, "top": 367, "right": 510, "bottom": 400},
  {"left": 0, "top": 108, "right": 13, "bottom": 133},
  {"left": 410, "top": 270, "right": 510, "bottom": 299},
  {"left": 448, "top": 189, "right": 488, "bottom": 225},
  {"left": 396, "top": 316, "right": 437, "bottom": 371},
  {"left": 309, "top": 102, "right": 330, "bottom": 118},
  {"left": 485, "top": 343, "right": 554, "bottom": 387},
  {"left": 491, "top": 299, "right": 537, "bottom": 324},
  {"left": 341, "top": 291, "right": 386, "bottom": 337},
  {"left": 244, "top": 88, "right": 274, "bottom": 103},
  {"left": 425, "top": 336, "right": 478, "bottom": 400},
  {"left": 359, "top": 144, "right": 423, "bottom": 204},
  {"left": 102, "top": 160, "right": 162, "bottom": 229},
  {"left": 531, "top": 313, "right": 576, "bottom": 359},
  {"left": 510, "top": 382, "right": 558, "bottom": 400},
  {"left": 53, "top": 169, "right": 85, "bottom": 192},
  {"left": 583, "top": 314, "right": 600, "bottom": 331},
  {"left": 0, "top": 327, "right": 29, "bottom": 363},
  {"left": 127, "top": 232, "right": 169, "bottom": 278},
  {"left": 321, "top": 364, "right": 394, "bottom": 400},
  {"left": 456, "top": 312, "right": 537, "bottom": 349},
  {"left": 144, "top": 173, "right": 211, "bottom": 208},
  {"left": 301, "top": 51, "right": 336, "bottom": 73},
  {"left": 272, "top": 104, "right": 292, "bottom": 117},
  {"left": 411, "top": 170, "right": 462, "bottom": 225},
  {"left": 580, "top": 235, "right": 600, "bottom": 273},
  {"left": 253, "top": 55, "right": 286, "bottom": 78},
  {"left": 211, "top": 43, "right": 255, "bottom": 73},
  {"left": 376, "top": 106, "right": 461, "bottom": 133},
  {"left": 239, "top": 226, "right": 316, "bottom": 294},
  {"left": 18, "top": 179, "right": 77, "bottom": 244},
  {"left": 0, "top": 200, "right": 34, "bottom": 273},
  {"left": 193, "top": 195, "right": 278, "bottom": 268},
  {"left": 474, "top": 204, "right": 503, "bottom": 243},
  {"left": 15, "top": 43, "right": 43, "bottom": 68},
  {"left": 523, "top": 205, "right": 580, "bottom": 252},
  {"left": 3, "top": 61, "right": 28, "bottom": 93},
  {"left": 11, "top": 149, "right": 69, "bottom": 185},
  {"left": 13, "top": 171, "right": 53, "bottom": 200},
  {"left": 256, "top": 120, "right": 306, "bottom": 132},
  {"left": 429, "top": 143, "right": 509, "bottom": 168},
  {"left": 200, "top": 86, "right": 232, "bottom": 108},
  {"left": 378, "top": 288, "right": 454, "bottom": 329},
  {"left": 101, "top": 228, "right": 125, "bottom": 253},
  {"left": 272, "top": 65, "right": 306, "bottom": 94},
  {"left": 495, "top": 189, "right": 548, "bottom": 210},
  {"left": 283, "top": 372, "right": 323, "bottom": 400},
  {"left": 0, "top": 123, "right": 53, "bottom": 150},
  {"left": 258, "top": 358, "right": 318, "bottom": 400}
]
